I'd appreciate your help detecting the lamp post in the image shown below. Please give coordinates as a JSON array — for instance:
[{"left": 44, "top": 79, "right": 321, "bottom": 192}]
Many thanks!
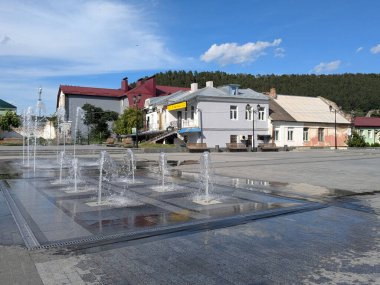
[
  {"left": 246, "top": 104, "right": 261, "bottom": 152},
  {"left": 133, "top": 94, "right": 142, "bottom": 148},
  {"left": 329, "top": 105, "right": 341, "bottom": 149}
]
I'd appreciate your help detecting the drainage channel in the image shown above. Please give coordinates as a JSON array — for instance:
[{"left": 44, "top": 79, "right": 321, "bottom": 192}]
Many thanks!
[
  {"left": 0, "top": 181, "right": 40, "bottom": 248},
  {"left": 31, "top": 202, "right": 325, "bottom": 251}
]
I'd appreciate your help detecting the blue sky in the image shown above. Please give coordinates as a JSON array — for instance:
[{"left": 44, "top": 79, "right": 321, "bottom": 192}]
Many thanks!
[{"left": 0, "top": 0, "right": 379, "bottom": 114}]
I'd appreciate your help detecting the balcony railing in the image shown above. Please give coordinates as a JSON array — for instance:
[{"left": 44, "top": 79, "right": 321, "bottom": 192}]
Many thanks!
[{"left": 165, "top": 119, "right": 199, "bottom": 131}]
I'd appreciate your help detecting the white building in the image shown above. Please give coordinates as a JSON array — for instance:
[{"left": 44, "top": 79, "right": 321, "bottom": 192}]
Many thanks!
[{"left": 144, "top": 81, "right": 270, "bottom": 148}]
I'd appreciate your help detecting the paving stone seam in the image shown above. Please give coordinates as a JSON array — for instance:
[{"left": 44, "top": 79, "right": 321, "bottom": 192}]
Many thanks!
[{"left": 0, "top": 181, "right": 40, "bottom": 249}]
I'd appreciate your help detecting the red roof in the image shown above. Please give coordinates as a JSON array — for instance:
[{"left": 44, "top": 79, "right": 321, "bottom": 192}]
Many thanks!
[
  {"left": 57, "top": 76, "right": 190, "bottom": 109},
  {"left": 60, "top": 85, "right": 125, "bottom": 97},
  {"left": 354, "top": 117, "right": 380, "bottom": 127}
]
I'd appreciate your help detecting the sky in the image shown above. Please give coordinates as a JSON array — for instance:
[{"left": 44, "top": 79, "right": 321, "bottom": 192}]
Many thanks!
[{"left": 0, "top": 0, "right": 379, "bottom": 114}]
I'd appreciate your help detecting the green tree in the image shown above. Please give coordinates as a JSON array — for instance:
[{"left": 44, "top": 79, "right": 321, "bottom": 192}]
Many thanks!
[
  {"left": 113, "top": 107, "right": 143, "bottom": 135},
  {"left": 82, "top": 104, "right": 119, "bottom": 141},
  {"left": 154, "top": 71, "right": 380, "bottom": 114},
  {"left": 346, "top": 131, "right": 367, "bottom": 147},
  {"left": 0, "top": 111, "right": 21, "bottom": 131}
]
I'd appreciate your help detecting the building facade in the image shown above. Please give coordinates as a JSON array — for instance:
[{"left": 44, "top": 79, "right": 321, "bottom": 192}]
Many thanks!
[
  {"left": 0, "top": 99, "right": 17, "bottom": 115},
  {"left": 267, "top": 88, "right": 351, "bottom": 148},
  {"left": 56, "top": 75, "right": 189, "bottom": 135},
  {"left": 353, "top": 117, "right": 380, "bottom": 145},
  {"left": 145, "top": 81, "right": 270, "bottom": 148}
]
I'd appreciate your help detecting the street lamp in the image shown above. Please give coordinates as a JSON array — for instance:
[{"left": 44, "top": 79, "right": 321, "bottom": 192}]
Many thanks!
[
  {"left": 133, "top": 94, "right": 142, "bottom": 148},
  {"left": 329, "top": 105, "right": 341, "bottom": 150},
  {"left": 246, "top": 104, "right": 261, "bottom": 152}
]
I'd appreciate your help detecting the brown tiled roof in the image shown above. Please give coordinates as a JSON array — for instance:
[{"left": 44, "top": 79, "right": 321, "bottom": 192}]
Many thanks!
[
  {"left": 60, "top": 85, "right": 125, "bottom": 97},
  {"left": 354, "top": 117, "right": 380, "bottom": 127},
  {"left": 269, "top": 98, "right": 296, "bottom": 121}
]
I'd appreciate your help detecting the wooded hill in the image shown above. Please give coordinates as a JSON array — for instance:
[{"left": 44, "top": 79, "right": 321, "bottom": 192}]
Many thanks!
[{"left": 153, "top": 71, "right": 380, "bottom": 115}]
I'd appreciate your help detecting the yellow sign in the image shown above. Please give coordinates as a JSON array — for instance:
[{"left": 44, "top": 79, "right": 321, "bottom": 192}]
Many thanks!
[{"left": 167, "top": 101, "right": 187, "bottom": 111}]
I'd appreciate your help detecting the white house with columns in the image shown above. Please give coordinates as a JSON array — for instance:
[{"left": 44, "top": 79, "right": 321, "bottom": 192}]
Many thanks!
[{"left": 144, "top": 81, "right": 270, "bottom": 148}]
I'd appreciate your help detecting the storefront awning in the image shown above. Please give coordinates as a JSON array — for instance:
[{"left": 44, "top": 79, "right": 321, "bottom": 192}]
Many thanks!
[{"left": 178, "top": 128, "right": 201, "bottom": 134}]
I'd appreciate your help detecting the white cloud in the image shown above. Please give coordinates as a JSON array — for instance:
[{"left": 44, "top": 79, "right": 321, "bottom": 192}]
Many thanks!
[
  {"left": 274, "top": 47, "right": 285, "bottom": 58},
  {"left": 370, "top": 44, "right": 380, "bottom": 54},
  {"left": 0, "top": 0, "right": 179, "bottom": 77},
  {"left": 356, "top": 47, "right": 363, "bottom": 53},
  {"left": 200, "top": 39, "right": 282, "bottom": 65},
  {"left": 312, "top": 60, "right": 341, "bottom": 74}
]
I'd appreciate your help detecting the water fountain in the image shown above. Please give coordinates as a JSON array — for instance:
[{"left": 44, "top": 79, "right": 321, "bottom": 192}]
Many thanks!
[
  {"left": 50, "top": 151, "right": 69, "bottom": 185},
  {"left": 33, "top": 88, "right": 46, "bottom": 173},
  {"left": 107, "top": 185, "right": 143, "bottom": 207},
  {"left": 22, "top": 110, "right": 26, "bottom": 165},
  {"left": 25, "top": 107, "right": 34, "bottom": 167},
  {"left": 151, "top": 152, "right": 176, "bottom": 192},
  {"left": 126, "top": 149, "right": 136, "bottom": 183},
  {"left": 72, "top": 158, "right": 79, "bottom": 192},
  {"left": 159, "top": 152, "right": 167, "bottom": 189},
  {"left": 56, "top": 107, "right": 66, "bottom": 161},
  {"left": 73, "top": 107, "right": 84, "bottom": 159},
  {"left": 86, "top": 151, "right": 115, "bottom": 206},
  {"left": 193, "top": 152, "right": 221, "bottom": 205}
]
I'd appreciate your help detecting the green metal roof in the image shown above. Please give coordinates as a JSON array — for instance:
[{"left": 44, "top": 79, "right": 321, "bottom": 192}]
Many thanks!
[{"left": 0, "top": 99, "right": 16, "bottom": 109}]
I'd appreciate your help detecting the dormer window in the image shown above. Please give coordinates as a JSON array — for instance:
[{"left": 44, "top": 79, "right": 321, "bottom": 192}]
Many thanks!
[{"left": 228, "top": 84, "right": 240, "bottom": 95}]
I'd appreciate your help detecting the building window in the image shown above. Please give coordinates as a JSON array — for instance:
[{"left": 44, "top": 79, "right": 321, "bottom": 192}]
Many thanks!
[
  {"left": 368, "top": 130, "right": 373, "bottom": 139},
  {"left": 184, "top": 106, "right": 188, "bottom": 120},
  {"left": 359, "top": 129, "right": 364, "bottom": 136},
  {"left": 274, "top": 129, "right": 279, "bottom": 141},
  {"left": 191, "top": 106, "right": 195, "bottom": 120},
  {"left": 258, "top": 107, "right": 265, "bottom": 121},
  {"left": 287, "top": 128, "right": 294, "bottom": 141},
  {"left": 230, "top": 106, "right": 237, "bottom": 120},
  {"left": 230, "top": 135, "right": 237, "bottom": 143},
  {"left": 245, "top": 108, "right": 252, "bottom": 120},
  {"left": 303, "top": 128, "right": 309, "bottom": 141},
  {"left": 318, "top": 128, "right": 324, "bottom": 142}
]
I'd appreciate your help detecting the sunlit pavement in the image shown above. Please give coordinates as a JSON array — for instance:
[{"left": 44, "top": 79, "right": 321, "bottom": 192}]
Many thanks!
[{"left": 0, "top": 149, "right": 379, "bottom": 284}]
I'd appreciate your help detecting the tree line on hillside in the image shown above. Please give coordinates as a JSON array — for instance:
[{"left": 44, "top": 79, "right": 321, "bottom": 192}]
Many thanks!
[{"left": 153, "top": 71, "right": 380, "bottom": 115}]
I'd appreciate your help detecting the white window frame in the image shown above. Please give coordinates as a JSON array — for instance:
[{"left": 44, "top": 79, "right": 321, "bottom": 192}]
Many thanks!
[
  {"left": 230, "top": 105, "right": 238, "bottom": 120},
  {"left": 303, "top": 127, "right": 309, "bottom": 141},
  {"left": 258, "top": 107, "right": 265, "bottom": 121},
  {"left": 245, "top": 109, "right": 252, "bottom": 120},
  {"left": 368, "top": 129, "right": 373, "bottom": 139},
  {"left": 287, "top": 128, "right": 294, "bottom": 141},
  {"left": 274, "top": 129, "right": 280, "bottom": 141}
]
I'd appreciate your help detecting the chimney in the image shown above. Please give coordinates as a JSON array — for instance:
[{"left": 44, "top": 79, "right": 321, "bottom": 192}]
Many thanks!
[
  {"left": 269, "top": 87, "right": 277, "bottom": 99},
  {"left": 121, "top": 77, "right": 129, "bottom": 91},
  {"left": 137, "top": 78, "right": 143, "bottom": 87},
  {"left": 145, "top": 76, "right": 156, "bottom": 94},
  {"left": 206, "top": 81, "right": 213, "bottom": 88},
  {"left": 191, "top": 83, "right": 198, "bottom": 92}
]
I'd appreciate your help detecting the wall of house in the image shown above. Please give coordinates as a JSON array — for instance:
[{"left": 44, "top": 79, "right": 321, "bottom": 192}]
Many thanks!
[
  {"left": 65, "top": 95, "right": 122, "bottom": 123},
  {"left": 356, "top": 127, "right": 380, "bottom": 145},
  {"left": 64, "top": 95, "right": 123, "bottom": 138},
  {"left": 272, "top": 122, "right": 304, "bottom": 147},
  {"left": 303, "top": 123, "right": 349, "bottom": 147},
  {"left": 198, "top": 101, "right": 269, "bottom": 148}
]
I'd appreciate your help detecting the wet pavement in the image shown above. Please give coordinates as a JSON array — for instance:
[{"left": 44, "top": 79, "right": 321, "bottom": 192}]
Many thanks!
[{"left": 0, "top": 149, "right": 379, "bottom": 284}]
